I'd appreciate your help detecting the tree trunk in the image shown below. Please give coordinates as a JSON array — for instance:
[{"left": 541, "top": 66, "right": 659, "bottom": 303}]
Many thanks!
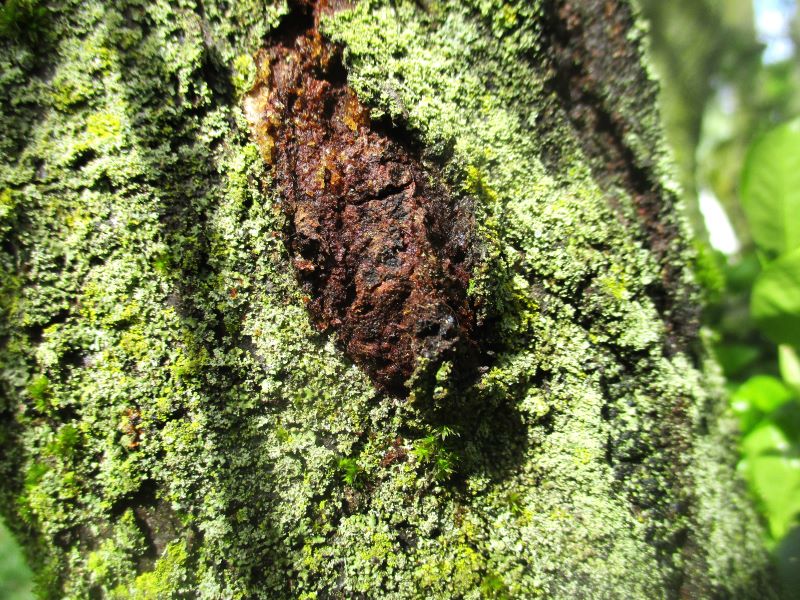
[{"left": 0, "top": 0, "right": 776, "bottom": 598}]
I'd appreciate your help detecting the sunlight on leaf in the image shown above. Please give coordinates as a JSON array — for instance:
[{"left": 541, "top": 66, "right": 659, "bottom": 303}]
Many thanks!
[
  {"left": 752, "top": 247, "right": 800, "bottom": 347},
  {"left": 741, "top": 117, "right": 800, "bottom": 258}
]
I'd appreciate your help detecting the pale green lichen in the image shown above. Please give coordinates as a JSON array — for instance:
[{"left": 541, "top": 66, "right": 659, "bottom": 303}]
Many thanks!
[{"left": 0, "top": 0, "right": 773, "bottom": 598}]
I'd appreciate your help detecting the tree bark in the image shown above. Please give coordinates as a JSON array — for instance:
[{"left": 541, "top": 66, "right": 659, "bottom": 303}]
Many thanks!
[{"left": 0, "top": 0, "right": 776, "bottom": 598}]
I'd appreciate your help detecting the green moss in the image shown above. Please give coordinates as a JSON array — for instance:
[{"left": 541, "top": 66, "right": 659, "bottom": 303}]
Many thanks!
[
  {"left": 114, "top": 541, "right": 190, "bottom": 600},
  {"left": 232, "top": 53, "right": 257, "bottom": 97},
  {"left": 26, "top": 375, "right": 50, "bottom": 413},
  {"left": 46, "top": 424, "right": 81, "bottom": 459},
  {"left": 0, "top": 187, "right": 14, "bottom": 228},
  {"left": 691, "top": 239, "right": 726, "bottom": 303},
  {"left": 85, "top": 511, "right": 146, "bottom": 593},
  {"left": 0, "top": 0, "right": 48, "bottom": 43},
  {"left": 86, "top": 111, "right": 122, "bottom": 144},
  {"left": 410, "top": 426, "right": 458, "bottom": 483},
  {"left": 337, "top": 457, "right": 364, "bottom": 488}
]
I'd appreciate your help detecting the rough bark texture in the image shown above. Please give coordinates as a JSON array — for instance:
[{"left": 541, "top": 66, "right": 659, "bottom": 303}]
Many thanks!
[{"left": 0, "top": 0, "right": 776, "bottom": 598}]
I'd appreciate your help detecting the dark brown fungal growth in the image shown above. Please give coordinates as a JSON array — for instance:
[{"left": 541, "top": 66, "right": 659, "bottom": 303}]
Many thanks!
[{"left": 243, "top": 0, "right": 479, "bottom": 395}]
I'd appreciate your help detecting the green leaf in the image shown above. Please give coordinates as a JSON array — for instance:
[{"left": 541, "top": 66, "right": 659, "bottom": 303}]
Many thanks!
[
  {"left": 0, "top": 518, "right": 33, "bottom": 600},
  {"left": 776, "top": 525, "right": 800, "bottom": 598},
  {"left": 739, "top": 421, "right": 800, "bottom": 540},
  {"left": 715, "top": 343, "right": 760, "bottom": 377},
  {"left": 780, "top": 345, "right": 800, "bottom": 394},
  {"left": 730, "top": 396, "right": 763, "bottom": 435},
  {"left": 752, "top": 247, "right": 800, "bottom": 347},
  {"left": 733, "top": 375, "right": 794, "bottom": 414},
  {"left": 772, "top": 401, "right": 800, "bottom": 444},
  {"left": 741, "top": 117, "right": 800, "bottom": 257},
  {"left": 724, "top": 252, "right": 762, "bottom": 293},
  {"left": 746, "top": 454, "right": 800, "bottom": 539},
  {"left": 741, "top": 421, "right": 791, "bottom": 457}
]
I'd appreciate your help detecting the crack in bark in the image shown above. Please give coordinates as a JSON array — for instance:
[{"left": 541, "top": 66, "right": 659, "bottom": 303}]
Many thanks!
[{"left": 243, "top": 0, "right": 481, "bottom": 395}]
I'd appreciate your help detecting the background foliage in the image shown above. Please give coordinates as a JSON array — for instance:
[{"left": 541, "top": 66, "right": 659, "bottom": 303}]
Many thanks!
[{"left": 0, "top": 517, "right": 33, "bottom": 599}]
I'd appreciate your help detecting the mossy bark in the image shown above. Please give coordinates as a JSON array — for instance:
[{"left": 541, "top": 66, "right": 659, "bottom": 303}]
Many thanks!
[{"left": 0, "top": 0, "right": 776, "bottom": 598}]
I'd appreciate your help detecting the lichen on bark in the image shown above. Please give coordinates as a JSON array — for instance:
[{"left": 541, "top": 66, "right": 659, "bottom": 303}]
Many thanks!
[{"left": 0, "top": 0, "right": 777, "bottom": 598}]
